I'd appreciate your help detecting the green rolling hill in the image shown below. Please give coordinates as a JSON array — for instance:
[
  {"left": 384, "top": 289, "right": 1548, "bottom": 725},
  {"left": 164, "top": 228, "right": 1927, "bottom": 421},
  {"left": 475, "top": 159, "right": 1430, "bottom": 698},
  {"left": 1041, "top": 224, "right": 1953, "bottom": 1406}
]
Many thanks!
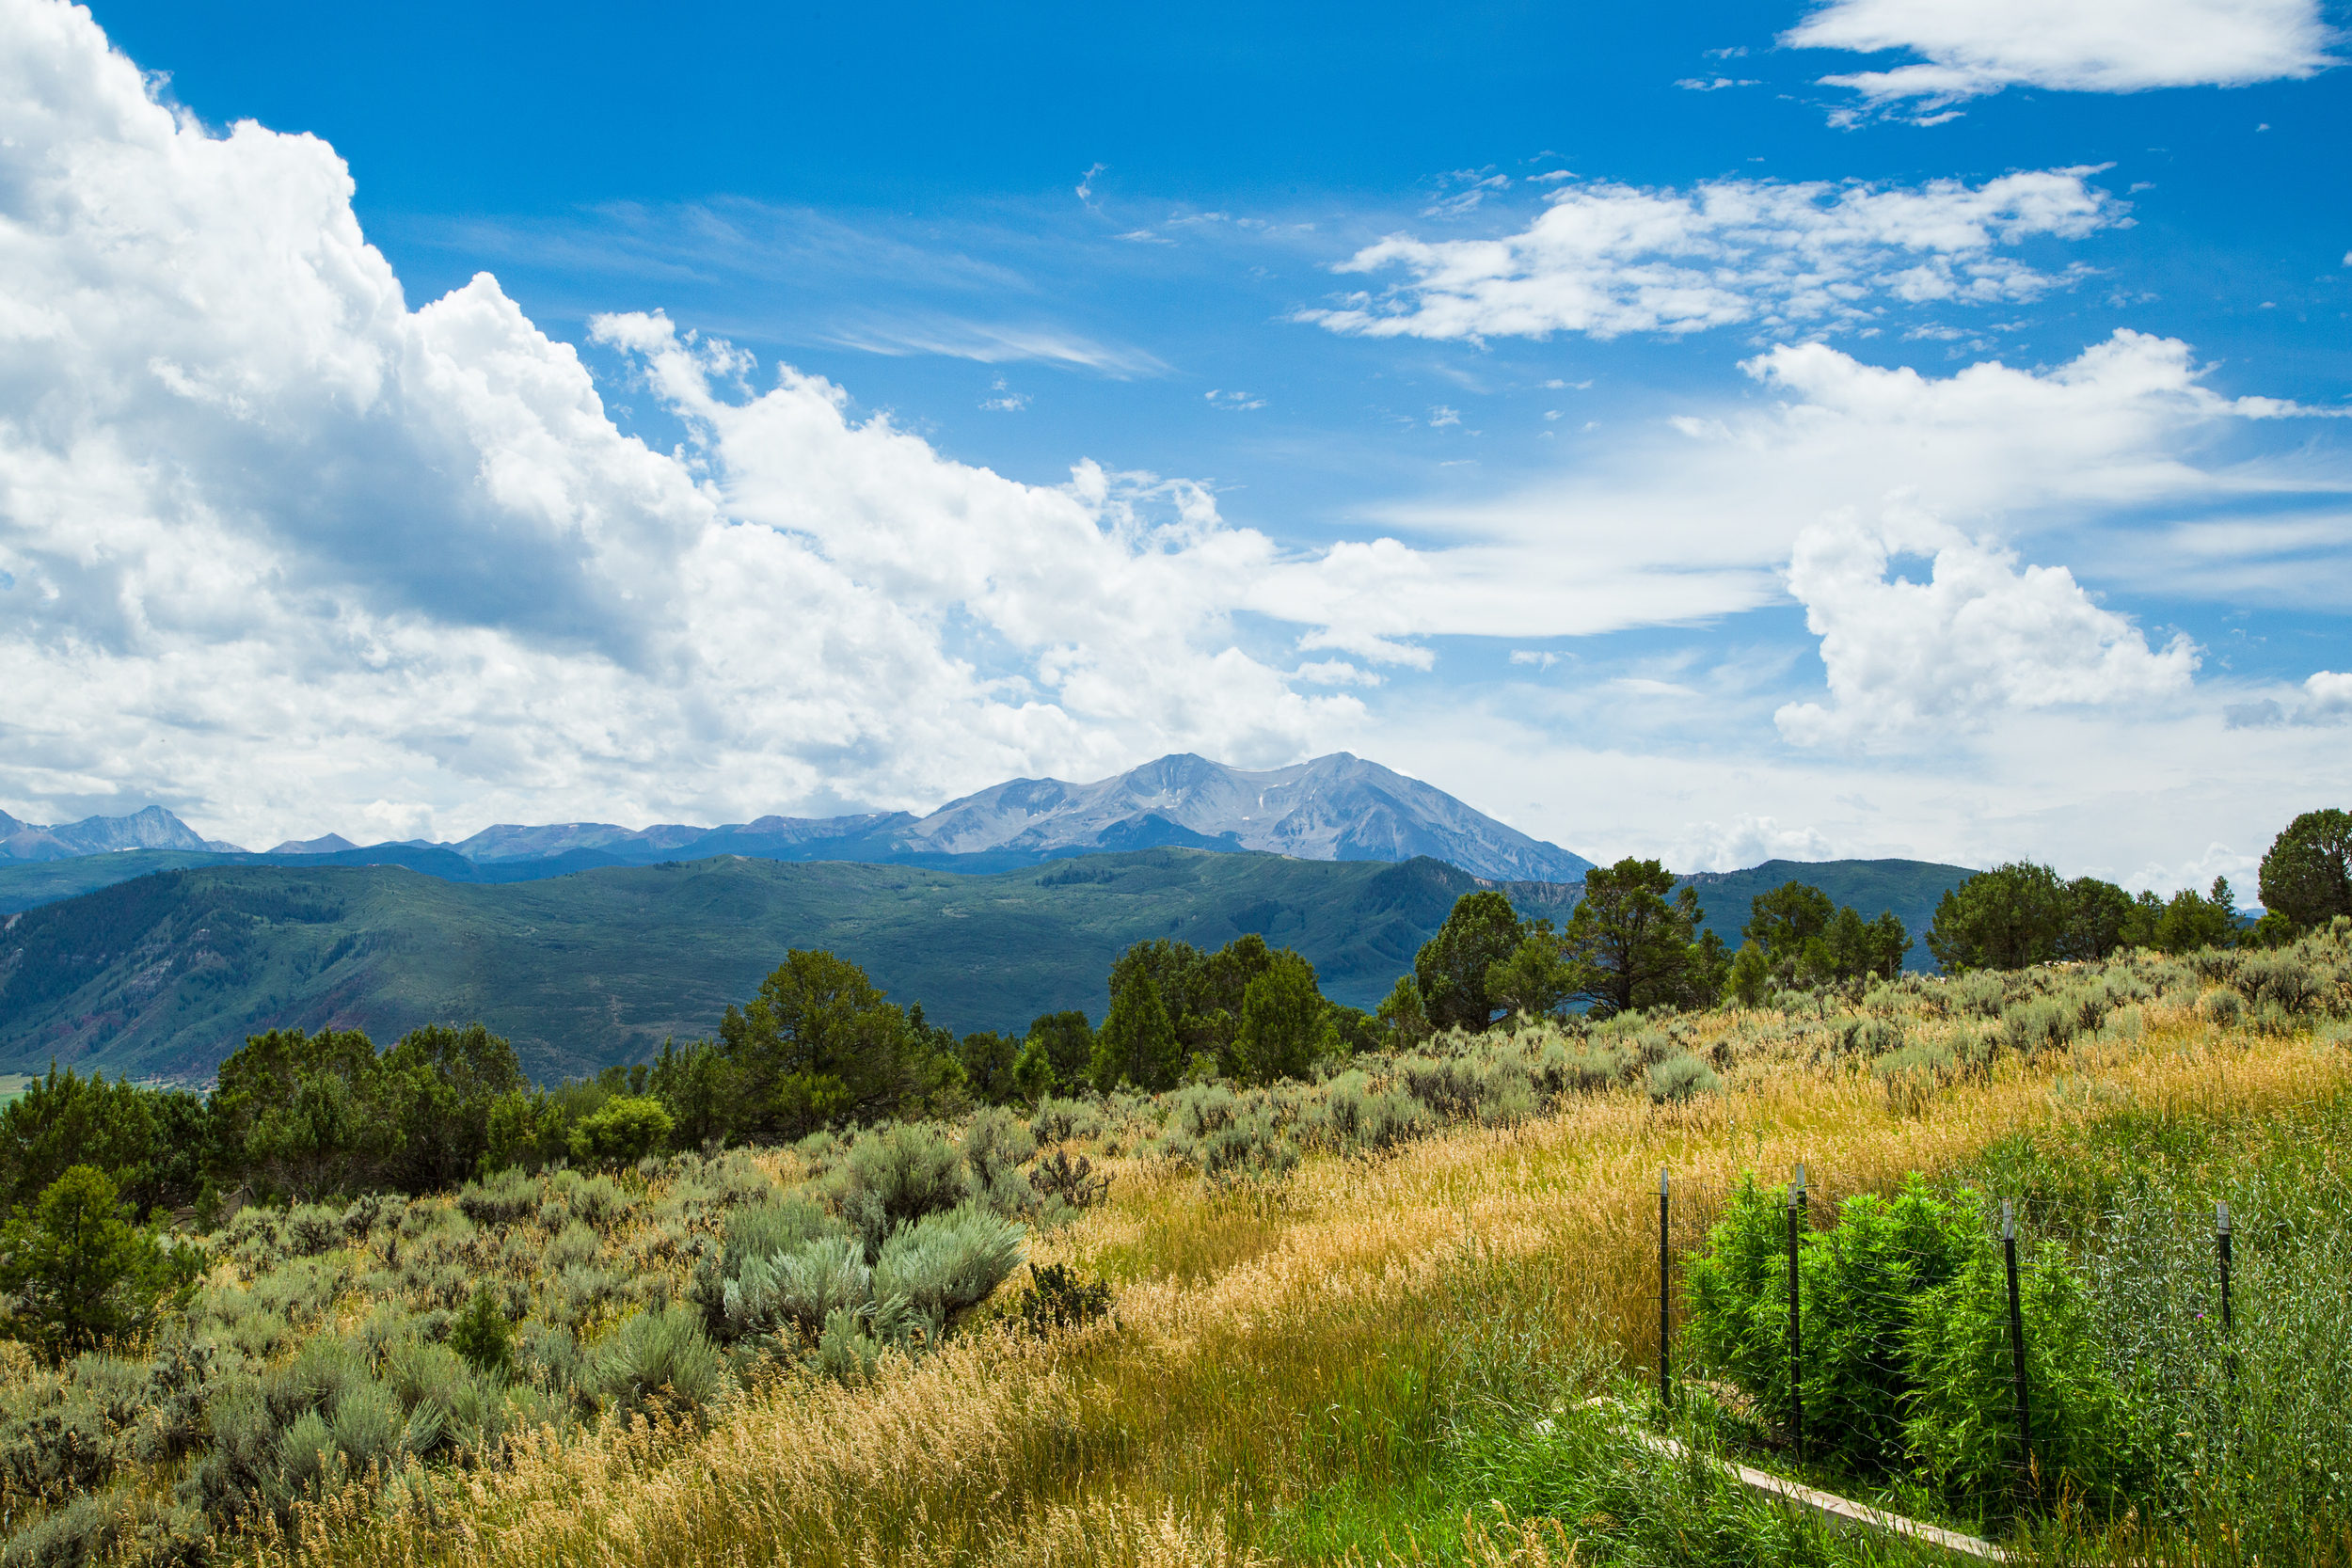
[
  {"left": 1685, "top": 859, "right": 1972, "bottom": 964},
  {"left": 0, "top": 850, "right": 1977, "bottom": 1085},
  {"left": 0, "top": 850, "right": 1487, "bottom": 1084}
]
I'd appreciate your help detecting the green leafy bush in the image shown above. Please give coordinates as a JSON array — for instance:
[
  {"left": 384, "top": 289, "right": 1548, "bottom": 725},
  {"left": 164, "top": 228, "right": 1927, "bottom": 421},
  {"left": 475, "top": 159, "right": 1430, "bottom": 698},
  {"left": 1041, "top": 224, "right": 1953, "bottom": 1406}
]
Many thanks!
[
  {"left": 1688, "top": 1177, "right": 1990, "bottom": 1479},
  {"left": 566, "top": 1096, "right": 673, "bottom": 1166},
  {"left": 1904, "top": 1238, "right": 2144, "bottom": 1512},
  {"left": 447, "top": 1286, "right": 513, "bottom": 1380}
]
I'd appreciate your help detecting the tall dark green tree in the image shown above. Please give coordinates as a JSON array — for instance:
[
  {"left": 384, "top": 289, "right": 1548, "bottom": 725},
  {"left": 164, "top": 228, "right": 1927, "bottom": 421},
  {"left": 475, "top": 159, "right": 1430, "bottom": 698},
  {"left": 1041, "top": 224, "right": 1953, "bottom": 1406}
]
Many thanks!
[
  {"left": 1742, "top": 882, "right": 1836, "bottom": 963},
  {"left": 1092, "top": 934, "right": 1277, "bottom": 1067},
  {"left": 212, "top": 1027, "right": 400, "bottom": 1199},
  {"left": 1561, "top": 858, "right": 1707, "bottom": 1016},
  {"left": 1923, "top": 863, "right": 2068, "bottom": 974},
  {"left": 1413, "top": 891, "right": 1527, "bottom": 1033},
  {"left": 1810, "top": 906, "right": 1910, "bottom": 984},
  {"left": 1485, "top": 927, "right": 1576, "bottom": 1021},
  {"left": 647, "top": 1036, "right": 729, "bottom": 1151},
  {"left": 2129, "top": 877, "right": 2240, "bottom": 954},
  {"left": 0, "top": 1066, "right": 167, "bottom": 1213},
  {"left": 2259, "top": 808, "right": 2352, "bottom": 930},
  {"left": 1089, "top": 964, "right": 1184, "bottom": 1091},
  {"left": 1723, "top": 942, "right": 1772, "bottom": 1007},
  {"left": 1230, "top": 950, "right": 1331, "bottom": 1085},
  {"left": 383, "top": 1022, "right": 525, "bottom": 1190},
  {"left": 1012, "top": 1011, "right": 1096, "bottom": 1102},
  {"left": 2058, "top": 876, "right": 2137, "bottom": 961},
  {"left": 956, "top": 1031, "right": 1022, "bottom": 1105},
  {"left": 1374, "top": 974, "right": 1433, "bottom": 1049},
  {"left": 717, "top": 950, "right": 961, "bottom": 1140}
]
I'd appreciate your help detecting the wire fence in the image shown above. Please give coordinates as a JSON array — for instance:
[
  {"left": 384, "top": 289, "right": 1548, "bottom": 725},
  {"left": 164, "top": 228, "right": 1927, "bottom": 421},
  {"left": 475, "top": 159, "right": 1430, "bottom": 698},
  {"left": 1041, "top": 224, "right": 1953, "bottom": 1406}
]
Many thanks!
[{"left": 1645, "top": 1161, "right": 2297, "bottom": 1533}]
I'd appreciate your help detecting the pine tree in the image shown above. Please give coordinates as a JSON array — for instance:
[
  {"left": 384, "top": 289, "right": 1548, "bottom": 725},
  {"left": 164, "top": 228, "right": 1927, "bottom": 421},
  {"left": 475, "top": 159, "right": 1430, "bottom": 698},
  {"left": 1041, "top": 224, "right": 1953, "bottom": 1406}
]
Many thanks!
[{"left": 1089, "top": 966, "right": 1184, "bottom": 1091}]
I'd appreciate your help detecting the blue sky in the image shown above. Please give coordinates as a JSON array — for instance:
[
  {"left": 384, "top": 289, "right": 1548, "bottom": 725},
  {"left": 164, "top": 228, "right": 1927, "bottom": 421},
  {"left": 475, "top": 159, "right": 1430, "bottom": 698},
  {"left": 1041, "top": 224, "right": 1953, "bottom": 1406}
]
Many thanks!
[{"left": 1, "top": 0, "right": 2347, "bottom": 887}]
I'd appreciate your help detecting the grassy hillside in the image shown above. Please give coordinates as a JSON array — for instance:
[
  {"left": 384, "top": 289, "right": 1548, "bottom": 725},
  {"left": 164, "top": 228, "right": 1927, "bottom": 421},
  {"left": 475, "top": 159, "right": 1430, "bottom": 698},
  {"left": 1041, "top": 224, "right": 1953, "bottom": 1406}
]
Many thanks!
[
  {"left": 8, "top": 930, "right": 2347, "bottom": 1568},
  {"left": 0, "top": 850, "right": 1489, "bottom": 1084}
]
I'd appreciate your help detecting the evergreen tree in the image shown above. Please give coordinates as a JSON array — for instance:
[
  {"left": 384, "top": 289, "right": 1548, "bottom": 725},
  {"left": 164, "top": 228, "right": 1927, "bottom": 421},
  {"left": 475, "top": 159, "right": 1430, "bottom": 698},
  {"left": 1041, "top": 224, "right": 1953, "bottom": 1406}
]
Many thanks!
[
  {"left": 382, "top": 1022, "right": 525, "bottom": 1191},
  {"left": 1924, "top": 863, "right": 2067, "bottom": 973},
  {"left": 1805, "top": 906, "right": 1910, "bottom": 984},
  {"left": 1374, "top": 974, "right": 1433, "bottom": 1049},
  {"left": 1485, "top": 930, "right": 1574, "bottom": 1021},
  {"left": 956, "top": 1031, "right": 1022, "bottom": 1105},
  {"left": 1742, "top": 882, "right": 1836, "bottom": 963},
  {"left": 2148, "top": 878, "right": 2240, "bottom": 954},
  {"left": 647, "top": 1036, "right": 729, "bottom": 1151},
  {"left": 717, "top": 950, "right": 960, "bottom": 1140},
  {"left": 1413, "top": 891, "right": 1527, "bottom": 1033},
  {"left": 0, "top": 1165, "right": 193, "bottom": 1362},
  {"left": 0, "top": 1065, "right": 165, "bottom": 1213},
  {"left": 1560, "top": 858, "right": 1705, "bottom": 1016},
  {"left": 1231, "top": 950, "right": 1329, "bottom": 1085},
  {"left": 211, "top": 1027, "right": 400, "bottom": 1199},
  {"left": 2058, "top": 876, "right": 2136, "bottom": 961},
  {"left": 2259, "top": 808, "right": 2352, "bottom": 930},
  {"left": 1723, "top": 941, "right": 1772, "bottom": 1007},
  {"left": 1088, "top": 965, "right": 1184, "bottom": 1091}
]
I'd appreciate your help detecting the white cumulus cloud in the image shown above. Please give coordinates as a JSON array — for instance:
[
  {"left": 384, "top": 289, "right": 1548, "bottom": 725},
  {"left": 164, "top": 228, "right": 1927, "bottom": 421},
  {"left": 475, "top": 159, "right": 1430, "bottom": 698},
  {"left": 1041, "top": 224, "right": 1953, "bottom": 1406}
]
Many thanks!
[
  {"left": 2295, "top": 671, "right": 2352, "bottom": 724},
  {"left": 0, "top": 0, "right": 1382, "bottom": 843},
  {"left": 1774, "top": 508, "right": 2200, "bottom": 746},
  {"left": 1671, "top": 816, "right": 1836, "bottom": 873},
  {"left": 1786, "top": 0, "right": 2339, "bottom": 116},
  {"left": 1297, "top": 169, "right": 2125, "bottom": 342}
]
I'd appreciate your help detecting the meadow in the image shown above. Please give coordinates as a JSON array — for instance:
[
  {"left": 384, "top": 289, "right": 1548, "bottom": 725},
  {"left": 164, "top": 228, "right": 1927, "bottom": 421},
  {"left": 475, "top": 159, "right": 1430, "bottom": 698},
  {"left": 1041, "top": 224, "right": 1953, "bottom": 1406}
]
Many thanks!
[{"left": 7, "top": 921, "right": 2351, "bottom": 1568}]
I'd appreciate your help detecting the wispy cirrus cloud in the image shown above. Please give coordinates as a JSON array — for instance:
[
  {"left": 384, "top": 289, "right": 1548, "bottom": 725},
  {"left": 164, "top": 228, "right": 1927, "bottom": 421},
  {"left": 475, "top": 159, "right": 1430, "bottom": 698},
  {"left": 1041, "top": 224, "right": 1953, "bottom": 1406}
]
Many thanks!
[
  {"left": 398, "top": 198, "right": 1167, "bottom": 373},
  {"left": 1296, "top": 168, "right": 2128, "bottom": 342},
  {"left": 820, "top": 314, "right": 1168, "bottom": 374}
]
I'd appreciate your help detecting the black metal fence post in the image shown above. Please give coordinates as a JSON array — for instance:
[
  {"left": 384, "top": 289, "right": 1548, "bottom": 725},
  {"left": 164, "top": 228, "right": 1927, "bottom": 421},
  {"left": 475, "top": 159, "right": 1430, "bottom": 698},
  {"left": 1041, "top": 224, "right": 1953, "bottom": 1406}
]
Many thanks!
[
  {"left": 1659, "top": 1167, "right": 1673, "bottom": 1410},
  {"left": 2217, "top": 1199, "right": 2235, "bottom": 1381},
  {"left": 2003, "top": 1198, "right": 2034, "bottom": 1507},
  {"left": 1788, "top": 1163, "right": 1805, "bottom": 1461}
]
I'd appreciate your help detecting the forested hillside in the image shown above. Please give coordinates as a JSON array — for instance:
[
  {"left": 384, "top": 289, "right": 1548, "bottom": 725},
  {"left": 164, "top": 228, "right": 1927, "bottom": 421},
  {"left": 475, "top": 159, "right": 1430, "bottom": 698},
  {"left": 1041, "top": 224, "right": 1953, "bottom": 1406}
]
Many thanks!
[
  {"left": 0, "top": 851, "right": 1983, "bottom": 1085},
  {"left": 0, "top": 851, "right": 1489, "bottom": 1083}
]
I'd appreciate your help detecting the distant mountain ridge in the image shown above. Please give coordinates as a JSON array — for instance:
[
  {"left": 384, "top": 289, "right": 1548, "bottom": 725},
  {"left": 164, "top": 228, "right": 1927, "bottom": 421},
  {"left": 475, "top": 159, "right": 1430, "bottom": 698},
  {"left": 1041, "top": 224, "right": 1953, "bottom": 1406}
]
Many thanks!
[
  {"left": 1, "top": 753, "right": 1592, "bottom": 895},
  {"left": 0, "top": 805, "right": 244, "bottom": 862},
  {"left": 403, "top": 753, "right": 1590, "bottom": 881}
]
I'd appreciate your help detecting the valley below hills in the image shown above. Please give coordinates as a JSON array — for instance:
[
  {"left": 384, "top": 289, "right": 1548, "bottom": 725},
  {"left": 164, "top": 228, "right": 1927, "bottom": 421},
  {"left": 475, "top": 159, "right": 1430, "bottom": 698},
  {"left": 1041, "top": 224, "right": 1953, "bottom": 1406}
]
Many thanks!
[{"left": 0, "top": 848, "right": 1973, "bottom": 1085}]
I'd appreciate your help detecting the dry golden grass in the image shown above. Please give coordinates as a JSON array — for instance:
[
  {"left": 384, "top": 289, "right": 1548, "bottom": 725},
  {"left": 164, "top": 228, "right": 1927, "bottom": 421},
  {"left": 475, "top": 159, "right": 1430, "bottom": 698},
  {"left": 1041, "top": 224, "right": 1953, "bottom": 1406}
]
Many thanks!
[{"left": 252, "top": 997, "right": 2347, "bottom": 1568}]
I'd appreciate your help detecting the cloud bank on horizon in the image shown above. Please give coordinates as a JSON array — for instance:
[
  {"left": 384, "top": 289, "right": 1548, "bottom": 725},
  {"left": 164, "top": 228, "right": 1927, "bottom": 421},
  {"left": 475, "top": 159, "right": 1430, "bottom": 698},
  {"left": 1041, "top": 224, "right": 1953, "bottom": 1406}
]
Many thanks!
[{"left": 0, "top": 0, "right": 2346, "bottom": 891}]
